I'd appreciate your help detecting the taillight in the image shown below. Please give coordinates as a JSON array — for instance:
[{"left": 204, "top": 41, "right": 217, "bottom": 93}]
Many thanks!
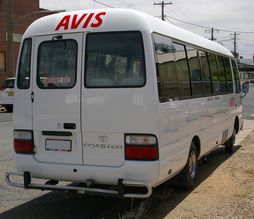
[
  {"left": 14, "top": 130, "right": 34, "bottom": 154},
  {"left": 125, "top": 134, "right": 158, "bottom": 161}
]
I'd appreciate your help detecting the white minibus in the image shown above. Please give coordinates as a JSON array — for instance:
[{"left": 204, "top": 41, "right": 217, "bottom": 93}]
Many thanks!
[{"left": 6, "top": 9, "right": 245, "bottom": 198}]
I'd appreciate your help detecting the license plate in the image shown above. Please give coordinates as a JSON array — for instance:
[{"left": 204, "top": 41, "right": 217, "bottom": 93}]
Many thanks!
[
  {"left": 8, "top": 91, "right": 14, "bottom": 96},
  {"left": 45, "top": 139, "right": 71, "bottom": 152}
]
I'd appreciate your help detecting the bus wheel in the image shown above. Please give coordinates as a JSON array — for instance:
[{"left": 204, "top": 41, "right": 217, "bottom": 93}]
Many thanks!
[
  {"left": 224, "top": 130, "right": 235, "bottom": 153},
  {"left": 180, "top": 142, "right": 198, "bottom": 189}
]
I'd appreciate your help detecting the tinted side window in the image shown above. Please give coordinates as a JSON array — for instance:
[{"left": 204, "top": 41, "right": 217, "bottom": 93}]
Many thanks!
[
  {"left": 154, "top": 34, "right": 179, "bottom": 101},
  {"left": 209, "top": 53, "right": 220, "bottom": 94},
  {"left": 186, "top": 46, "right": 202, "bottom": 96},
  {"left": 232, "top": 60, "right": 241, "bottom": 93},
  {"left": 217, "top": 55, "right": 227, "bottom": 93},
  {"left": 199, "top": 50, "right": 212, "bottom": 95},
  {"left": 224, "top": 57, "right": 233, "bottom": 93},
  {"left": 173, "top": 43, "right": 191, "bottom": 97},
  {"left": 37, "top": 40, "right": 77, "bottom": 89},
  {"left": 154, "top": 34, "right": 191, "bottom": 101},
  {"left": 17, "top": 38, "right": 32, "bottom": 89}
]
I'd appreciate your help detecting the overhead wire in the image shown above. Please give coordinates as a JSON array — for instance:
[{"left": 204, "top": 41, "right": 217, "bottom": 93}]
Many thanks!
[
  {"left": 166, "top": 15, "right": 254, "bottom": 34},
  {"left": 91, "top": 0, "right": 254, "bottom": 34},
  {"left": 165, "top": 17, "right": 175, "bottom": 25},
  {"left": 91, "top": 0, "right": 114, "bottom": 8}
]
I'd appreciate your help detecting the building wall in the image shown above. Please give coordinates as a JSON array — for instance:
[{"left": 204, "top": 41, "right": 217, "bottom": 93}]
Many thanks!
[{"left": 0, "top": 0, "right": 55, "bottom": 86}]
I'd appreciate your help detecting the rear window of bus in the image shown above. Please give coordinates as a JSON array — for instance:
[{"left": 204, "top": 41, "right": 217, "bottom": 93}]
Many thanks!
[
  {"left": 85, "top": 31, "right": 146, "bottom": 88},
  {"left": 37, "top": 40, "right": 77, "bottom": 89}
]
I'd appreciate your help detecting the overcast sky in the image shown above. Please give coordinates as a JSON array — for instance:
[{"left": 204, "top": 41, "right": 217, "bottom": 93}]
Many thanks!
[{"left": 40, "top": 0, "right": 254, "bottom": 59}]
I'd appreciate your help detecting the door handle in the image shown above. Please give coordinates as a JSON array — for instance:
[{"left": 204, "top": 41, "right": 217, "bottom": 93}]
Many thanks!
[{"left": 63, "top": 123, "right": 76, "bottom": 130}]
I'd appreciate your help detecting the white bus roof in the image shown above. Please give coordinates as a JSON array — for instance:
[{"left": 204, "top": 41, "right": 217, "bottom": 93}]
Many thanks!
[{"left": 23, "top": 8, "right": 233, "bottom": 58}]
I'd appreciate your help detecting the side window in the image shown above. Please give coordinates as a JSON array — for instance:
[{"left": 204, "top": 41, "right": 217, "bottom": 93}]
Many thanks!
[
  {"left": 17, "top": 38, "right": 32, "bottom": 89},
  {"left": 186, "top": 46, "right": 202, "bottom": 96},
  {"left": 37, "top": 40, "right": 77, "bottom": 89},
  {"left": 224, "top": 57, "right": 233, "bottom": 93},
  {"left": 231, "top": 60, "right": 241, "bottom": 93},
  {"left": 209, "top": 53, "right": 220, "bottom": 94},
  {"left": 154, "top": 34, "right": 178, "bottom": 101},
  {"left": 173, "top": 43, "right": 191, "bottom": 98},
  {"left": 199, "top": 50, "right": 212, "bottom": 95},
  {"left": 217, "top": 55, "right": 227, "bottom": 93},
  {"left": 153, "top": 34, "right": 190, "bottom": 101}
]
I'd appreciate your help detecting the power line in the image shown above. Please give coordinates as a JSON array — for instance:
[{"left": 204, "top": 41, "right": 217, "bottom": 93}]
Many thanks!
[
  {"left": 166, "top": 15, "right": 210, "bottom": 29},
  {"left": 172, "top": 4, "right": 191, "bottom": 21},
  {"left": 166, "top": 15, "right": 254, "bottom": 34},
  {"left": 165, "top": 16, "right": 175, "bottom": 25},
  {"left": 154, "top": 1, "right": 172, "bottom": 21},
  {"left": 91, "top": 0, "right": 114, "bottom": 8}
]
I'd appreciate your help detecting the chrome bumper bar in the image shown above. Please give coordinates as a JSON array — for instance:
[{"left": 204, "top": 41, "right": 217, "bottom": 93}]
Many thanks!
[{"left": 5, "top": 171, "right": 152, "bottom": 199}]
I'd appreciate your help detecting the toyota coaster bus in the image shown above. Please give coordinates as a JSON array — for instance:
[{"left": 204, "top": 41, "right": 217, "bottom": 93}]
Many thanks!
[{"left": 6, "top": 9, "right": 245, "bottom": 198}]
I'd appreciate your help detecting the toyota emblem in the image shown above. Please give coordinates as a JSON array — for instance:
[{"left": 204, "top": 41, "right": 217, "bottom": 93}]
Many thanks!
[{"left": 97, "top": 135, "right": 109, "bottom": 143}]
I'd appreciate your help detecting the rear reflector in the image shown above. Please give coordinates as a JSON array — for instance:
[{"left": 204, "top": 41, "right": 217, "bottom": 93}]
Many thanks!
[
  {"left": 125, "top": 145, "right": 158, "bottom": 161},
  {"left": 14, "top": 130, "right": 34, "bottom": 154},
  {"left": 125, "top": 134, "right": 158, "bottom": 161},
  {"left": 14, "top": 140, "right": 34, "bottom": 154}
]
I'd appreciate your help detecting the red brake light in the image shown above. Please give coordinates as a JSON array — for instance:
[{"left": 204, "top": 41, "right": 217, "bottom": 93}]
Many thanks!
[
  {"left": 14, "top": 140, "right": 34, "bottom": 154},
  {"left": 125, "top": 134, "right": 158, "bottom": 161}
]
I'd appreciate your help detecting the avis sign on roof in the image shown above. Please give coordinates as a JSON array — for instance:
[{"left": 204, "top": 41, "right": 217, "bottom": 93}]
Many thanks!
[{"left": 55, "top": 12, "right": 107, "bottom": 31}]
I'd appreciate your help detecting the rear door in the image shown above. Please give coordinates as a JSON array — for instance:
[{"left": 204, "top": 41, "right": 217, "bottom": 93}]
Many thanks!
[
  {"left": 32, "top": 33, "right": 83, "bottom": 164},
  {"left": 82, "top": 31, "right": 146, "bottom": 167}
]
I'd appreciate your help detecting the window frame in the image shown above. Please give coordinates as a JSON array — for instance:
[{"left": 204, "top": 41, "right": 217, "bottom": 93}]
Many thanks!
[
  {"left": 186, "top": 46, "right": 203, "bottom": 98},
  {"left": 208, "top": 53, "right": 221, "bottom": 95},
  {"left": 36, "top": 39, "right": 78, "bottom": 90},
  {"left": 223, "top": 57, "right": 234, "bottom": 94},
  {"left": 84, "top": 31, "right": 147, "bottom": 89},
  {"left": 231, "top": 59, "right": 241, "bottom": 94},
  {"left": 198, "top": 50, "right": 213, "bottom": 96}
]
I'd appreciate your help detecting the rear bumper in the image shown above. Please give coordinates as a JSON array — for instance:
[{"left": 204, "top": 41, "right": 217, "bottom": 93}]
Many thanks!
[
  {"left": 5, "top": 171, "right": 152, "bottom": 198},
  {"left": 14, "top": 154, "right": 159, "bottom": 186}
]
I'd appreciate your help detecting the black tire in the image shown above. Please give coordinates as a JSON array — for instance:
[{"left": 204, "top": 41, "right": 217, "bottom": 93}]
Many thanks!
[
  {"left": 224, "top": 129, "right": 235, "bottom": 153},
  {"left": 180, "top": 142, "right": 198, "bottom": 190}
]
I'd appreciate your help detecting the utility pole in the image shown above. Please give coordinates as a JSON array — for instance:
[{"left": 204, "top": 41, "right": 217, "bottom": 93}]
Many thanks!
[
  {"left": 154, "top": 1, "right": 172, "bottom": 21},
  {"left": 205, "top": 27, "right": 218, "bottom": 41},
  {"left": 211, "top": 28, "right": 214, "bottom": 41},
  {"left": 7, "top": 0, "right": 13, "bottom": 76},
  {"left": 231, "top": 32, "right": 240, "bottom": 58}
]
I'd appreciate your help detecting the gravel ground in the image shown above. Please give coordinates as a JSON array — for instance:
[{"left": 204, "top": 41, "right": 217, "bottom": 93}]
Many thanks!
[{"left": 143, "top": 121, "right": 254, "bottom": 219}]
